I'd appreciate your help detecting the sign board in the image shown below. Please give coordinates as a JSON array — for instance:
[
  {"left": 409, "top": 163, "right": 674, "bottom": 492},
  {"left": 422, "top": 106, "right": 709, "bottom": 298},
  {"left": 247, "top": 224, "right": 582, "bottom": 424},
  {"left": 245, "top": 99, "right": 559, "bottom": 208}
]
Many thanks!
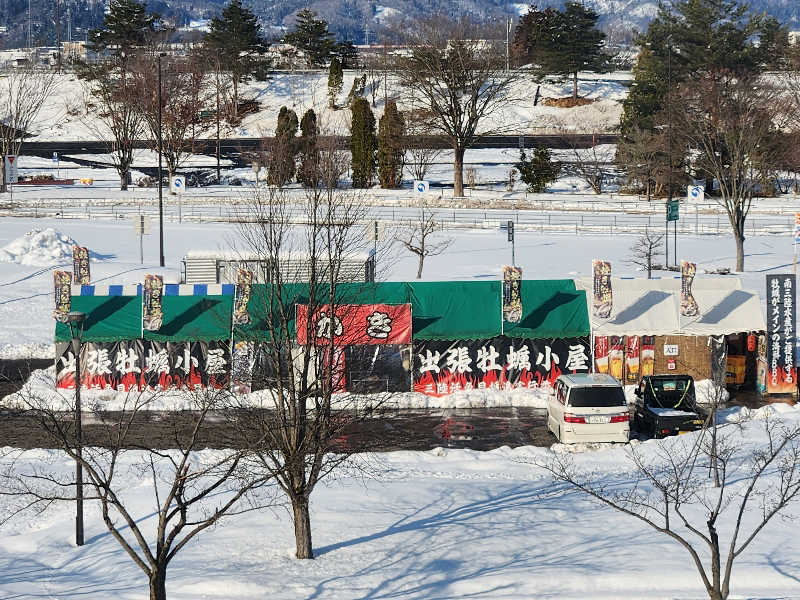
[
  {"left": 414, "top": 180, "right": 429, "bottom": 194},
  {"left": 506, "top": 220, "right": 514, "bottom": 242},
  {"left": 4, "top": 155, "right": 18, "bottom": 184},
  {"left": 296, "top": 304, "right": 412, "bottom": 346},
  {"left": 133, "top": 215, "right": 152, "bottom": 235},
  {"left": 766, "top": 274, "right": 796, "bottom": 394},
  {"left": 687, "top": 185, "right": 704, "bottom": 202},
  {"left": 794, "top": 213, "right": 800, "bottom": 244},
  {"left": 663, "top": 344, "right": 679, "bottom": 356},
  {"left": 52, "top": 152, "right": 59, "bottom": 163},
  {"left": 666, "top": 200, "right": 679, "bottom": 222},
  {"left": 170, "top": 175, "right": 185, "bottom": 194}
]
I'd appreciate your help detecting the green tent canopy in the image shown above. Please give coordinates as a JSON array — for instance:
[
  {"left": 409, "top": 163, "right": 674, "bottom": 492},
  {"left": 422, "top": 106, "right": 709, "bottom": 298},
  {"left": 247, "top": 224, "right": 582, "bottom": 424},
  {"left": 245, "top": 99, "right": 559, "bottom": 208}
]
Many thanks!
[
  {"left": 54, "top": 295, "right": 142, "bottom": 343},
  {"left": 143, "top": 295, "right": 233, "bottom": 342},
  {"left": 504, "top": 279, "right": 590, "bottom": 339}
]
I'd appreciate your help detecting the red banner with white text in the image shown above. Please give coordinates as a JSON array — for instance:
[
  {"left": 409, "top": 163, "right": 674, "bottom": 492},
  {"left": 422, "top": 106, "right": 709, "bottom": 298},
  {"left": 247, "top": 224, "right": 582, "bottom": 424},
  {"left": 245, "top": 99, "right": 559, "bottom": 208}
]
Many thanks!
[{"left": 296, "top": 303, "right": 412, "bottom": 345}]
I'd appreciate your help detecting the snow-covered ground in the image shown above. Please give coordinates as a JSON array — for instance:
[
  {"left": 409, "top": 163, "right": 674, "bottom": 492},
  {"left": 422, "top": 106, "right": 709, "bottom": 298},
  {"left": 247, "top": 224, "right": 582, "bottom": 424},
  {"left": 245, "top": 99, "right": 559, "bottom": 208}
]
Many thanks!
[
  {"left": 12, "top": 70, "right": 630, "bottom": 142},
  {"left": 0, "top": 402, "right": 799, "bottom": 599}
]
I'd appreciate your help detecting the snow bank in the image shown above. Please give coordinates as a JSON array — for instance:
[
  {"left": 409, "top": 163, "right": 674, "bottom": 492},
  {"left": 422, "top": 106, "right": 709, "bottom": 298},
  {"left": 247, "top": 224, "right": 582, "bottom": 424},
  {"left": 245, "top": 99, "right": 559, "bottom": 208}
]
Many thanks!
[
  {"left": 4, "top": 367, "right": 554, "bottom": 412},
  {"left": 0, "top": 228, "right": 95, "bottom": 267}
]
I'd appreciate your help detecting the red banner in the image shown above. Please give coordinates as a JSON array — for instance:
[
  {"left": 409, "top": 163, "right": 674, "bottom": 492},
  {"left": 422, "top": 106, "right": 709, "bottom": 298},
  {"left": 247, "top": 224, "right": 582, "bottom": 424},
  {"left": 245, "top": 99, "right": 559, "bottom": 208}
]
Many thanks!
[{"left": 296, "top": 304, "right": 412, "bottom": 345}]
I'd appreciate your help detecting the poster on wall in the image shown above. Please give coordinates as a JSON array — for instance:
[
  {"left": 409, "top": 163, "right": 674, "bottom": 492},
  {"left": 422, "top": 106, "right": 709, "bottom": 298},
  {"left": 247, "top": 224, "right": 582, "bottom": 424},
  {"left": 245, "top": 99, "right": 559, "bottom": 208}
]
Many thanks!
[
  {"left": 766, "top": 274, "right": 796, "bottom": 394},
  {"left": 609, "top": 336, "right": 624, "bottom": 380},
  {"left": 56, "top": 340, "right": 230, "bottom": 390},
  {"left": 641, "top": 336, "right": 655, "bottom": 377},
  {"left": 231, "top": 340, "right": 254, "bottom": 394},
  {"left": 72, "top": 246, "right": 91, "bottom": 285},
  {"left": 502, "top": 266, "right": 522, "bottom": 323},
  {"left": 142, "top": 275, "right": 164, "bottom": 331},
  {"left": 413, "top": 337, "right": 590, "bottom": 397},
  {"left": 296, "top": 304, "right": 412, "bottom": 346},
  {"left": 53, "top": 271, "right": 72, "bottom": 323},
  {"left": 625, "top": 336, "right": 640, "bottom": 383},
  {"left": 594, "top": 336, "right": 609, "bottom": 374},
  {"left": 592, "top": 260, "right": 613, "bottom": 319},
  {"left": 233, "top": 269, "right": 253, "bottom": 326},
  {"left": 680, "top": 261, "right": 699, "bottom": 317}
]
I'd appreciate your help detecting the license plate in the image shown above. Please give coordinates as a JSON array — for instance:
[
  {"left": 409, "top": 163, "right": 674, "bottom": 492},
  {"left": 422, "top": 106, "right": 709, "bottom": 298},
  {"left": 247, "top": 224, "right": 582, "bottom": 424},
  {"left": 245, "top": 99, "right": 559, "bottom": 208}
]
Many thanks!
[
  {"left": 587, "top": 416, "right": 610, "bottom": 424},
  {"left": 678, "top": 430, "right": 690, "bottom": 435}
]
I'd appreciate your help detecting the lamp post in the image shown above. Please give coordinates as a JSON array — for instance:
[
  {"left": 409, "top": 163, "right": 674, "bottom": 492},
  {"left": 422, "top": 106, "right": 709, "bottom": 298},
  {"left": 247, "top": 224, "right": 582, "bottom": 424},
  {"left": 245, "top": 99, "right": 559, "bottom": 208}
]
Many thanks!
[
  {"left": 666, "top": 34, "right": 674, "bottom": 268},
  {"left": 66, "top": 310, "right": 86, "bottom": 546},
  {"left": 157, "top": 52, "right": 166, "bottom": 268}
]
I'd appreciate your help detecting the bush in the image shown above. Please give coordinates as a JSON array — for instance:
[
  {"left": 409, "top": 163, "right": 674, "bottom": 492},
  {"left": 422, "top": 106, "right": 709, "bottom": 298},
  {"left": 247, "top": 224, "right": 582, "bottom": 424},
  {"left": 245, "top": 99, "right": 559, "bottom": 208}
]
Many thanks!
[{"left": 516, "top": 147, "right": 560, "bottom": 193}]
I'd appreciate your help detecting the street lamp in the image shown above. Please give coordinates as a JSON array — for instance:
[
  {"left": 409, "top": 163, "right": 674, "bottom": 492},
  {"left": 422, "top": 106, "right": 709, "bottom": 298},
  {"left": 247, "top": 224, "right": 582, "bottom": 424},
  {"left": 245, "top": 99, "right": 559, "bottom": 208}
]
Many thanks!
[
  {"left": 666, "top": 34, "right": 674, "bottom": 268},
  {"left": 157, "top": 52, "right": 167, "bottom": 268},
  {"left": 66, "top": 310, "right": 86, "bottom": 546}
]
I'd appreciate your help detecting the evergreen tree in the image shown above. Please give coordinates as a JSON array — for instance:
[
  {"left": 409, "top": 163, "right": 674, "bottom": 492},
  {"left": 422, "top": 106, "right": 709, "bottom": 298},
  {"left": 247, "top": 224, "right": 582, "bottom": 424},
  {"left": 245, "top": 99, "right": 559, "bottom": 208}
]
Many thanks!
[
  {"left": 204, "top": 0, "right": 268, "bottom": 119},
  {"left": 283, "top": 9, "right": 336, "bottom": 67},
  {"left": 328, "top": 57, "right": 344, "bottom": 108},
  {"left": 515, "top": 147, "right": 561, "bottom": 193},
  {"left": 512, "top": 2, "right": 608, "bottom": 98},
  {"left": 89, "top": 0, "right": 161, "bottom": 59},
  {"left": 350, "top": 97, "right": 376, "bottom": 189},
  {"left": 377, "top": 100, "right": 405, "bottom": 189},
  {"left": 298, "top": 109, "right": 319, "bottom": 188},
  {"left": 620, "top": 0, "right": 787, "bottom": 136},
  {"left": 268, "top": 106, "right": 298, "bottom": 187},
  {"left": 335, "top": 40, "right": 359, "bottom": 69}
]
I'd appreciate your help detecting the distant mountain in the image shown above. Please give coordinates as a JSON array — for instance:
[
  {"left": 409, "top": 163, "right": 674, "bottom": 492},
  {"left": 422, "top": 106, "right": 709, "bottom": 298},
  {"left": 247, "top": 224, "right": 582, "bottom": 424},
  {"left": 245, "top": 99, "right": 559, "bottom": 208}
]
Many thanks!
[{"left": 1, "top": 0, "right": 798, "bottom": 51}]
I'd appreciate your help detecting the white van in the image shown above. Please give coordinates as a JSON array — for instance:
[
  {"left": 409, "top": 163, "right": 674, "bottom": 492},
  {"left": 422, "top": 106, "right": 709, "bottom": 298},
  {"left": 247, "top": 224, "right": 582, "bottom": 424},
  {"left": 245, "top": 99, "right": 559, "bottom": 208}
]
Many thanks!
[{"left": 547, "top": 373, "right": 630, "bottom": 444}]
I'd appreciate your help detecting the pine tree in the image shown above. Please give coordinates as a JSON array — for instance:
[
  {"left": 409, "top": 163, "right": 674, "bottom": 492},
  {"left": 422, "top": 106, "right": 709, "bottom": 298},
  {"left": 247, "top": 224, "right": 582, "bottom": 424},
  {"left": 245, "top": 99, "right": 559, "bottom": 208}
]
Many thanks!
[
  {"left": 89, "top": 0, "right": 161, "bottom": 59},
  {"left": 268, "top": 106, "right": 298, "bottom": 187},
  {"left": 516, "top": 148, "right": 561, "bottom": 193},
  {"left": 377, "top": 100, "right": 405, "bottom": 189},
  {"left": 204, "top": 0, "right": 268, "bottom": 119},
  {"left": 512, "top": 2, "right": 608, "bottom": 98},
  {"left": 328, "top": 57, "right": 343, "bottom": 108},
  {"left": 283, "top": 9, "right": 336, "bottom": 67},
  {"left": 350, "top": 97, "right": 376, "bottom": 189},
  {"left": 298, "top": 109, "right": 319, "bottom": 188}
]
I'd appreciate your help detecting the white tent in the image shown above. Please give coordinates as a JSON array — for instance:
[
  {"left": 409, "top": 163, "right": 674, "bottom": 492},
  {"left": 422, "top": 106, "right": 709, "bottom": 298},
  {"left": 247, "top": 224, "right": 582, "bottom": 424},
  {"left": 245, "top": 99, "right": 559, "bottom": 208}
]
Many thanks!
[{"left": 575, "top": 276, "right": 766, "bottom": 336}]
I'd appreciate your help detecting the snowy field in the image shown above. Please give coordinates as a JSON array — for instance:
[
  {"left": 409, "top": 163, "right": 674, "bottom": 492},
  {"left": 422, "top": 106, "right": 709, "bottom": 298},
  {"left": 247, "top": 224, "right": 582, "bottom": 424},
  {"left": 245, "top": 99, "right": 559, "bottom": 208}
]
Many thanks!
[{"left": 0, "top": 403, "right": 799, "bottom": 599}]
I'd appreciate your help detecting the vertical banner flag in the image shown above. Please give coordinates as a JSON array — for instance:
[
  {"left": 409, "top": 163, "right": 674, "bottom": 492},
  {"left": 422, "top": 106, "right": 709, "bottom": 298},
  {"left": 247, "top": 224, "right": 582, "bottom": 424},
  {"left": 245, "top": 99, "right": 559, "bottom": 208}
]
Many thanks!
[
  {"left": 233, "top": 269, "right": 253, "bottom": 325},
  {"left": 680, "top": 260, "right": 699, "bottom": 317},
  {"left": 72, "top": 245, "right": 91, "bottom": 285},
  {"left": 766, "top": 274, "right": 796, "bottom": 394},
  {"left": 592, "top": 260, "right": 613, "bottom": 319},
  {"left": 794, "top": 214, "right": 800, "bottom": 244},
  {"left": 53, "top": 271, "right": 72, "bottom": 323},
  {"left": 641, "top": 336, "right": 655, "bottom": 377},
  {"left": 502, "top": 265, "right": 522, "bottom": 323},
  {"left": 142, "top": 274, "right": 164, "bottom": 332},
  {"left": 625, "top": 335, "right": 640, "bottom": 383}
]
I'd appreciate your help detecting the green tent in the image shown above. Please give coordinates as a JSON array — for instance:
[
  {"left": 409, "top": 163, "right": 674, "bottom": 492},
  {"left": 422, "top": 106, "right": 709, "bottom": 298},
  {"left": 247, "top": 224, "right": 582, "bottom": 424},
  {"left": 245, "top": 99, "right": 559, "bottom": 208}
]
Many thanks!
[
  {"left": 143, "top": 295, "right": 233, "bottom": 342},
  {"left": 54, "top": 295, "right": 142, "bottom": 343},
  {"left": 504, "top": 279, "right": 590, "bottom": 339}
]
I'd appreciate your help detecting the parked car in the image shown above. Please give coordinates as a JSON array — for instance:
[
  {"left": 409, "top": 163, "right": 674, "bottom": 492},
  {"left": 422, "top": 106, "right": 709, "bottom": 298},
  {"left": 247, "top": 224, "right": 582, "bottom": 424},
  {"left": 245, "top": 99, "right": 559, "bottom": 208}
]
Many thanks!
[
  {"left": 633, "top": 375, "right": 707, "bottom": 438},
  {"left": 547, "top": 373, "right": 630, "bottom": 444}
]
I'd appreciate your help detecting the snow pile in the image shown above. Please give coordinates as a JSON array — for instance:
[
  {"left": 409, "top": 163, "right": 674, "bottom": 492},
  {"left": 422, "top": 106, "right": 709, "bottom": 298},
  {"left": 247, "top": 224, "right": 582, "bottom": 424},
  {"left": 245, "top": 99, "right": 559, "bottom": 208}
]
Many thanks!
[{"left": 0, "top": 228, "right": 86, "bottom": 266}]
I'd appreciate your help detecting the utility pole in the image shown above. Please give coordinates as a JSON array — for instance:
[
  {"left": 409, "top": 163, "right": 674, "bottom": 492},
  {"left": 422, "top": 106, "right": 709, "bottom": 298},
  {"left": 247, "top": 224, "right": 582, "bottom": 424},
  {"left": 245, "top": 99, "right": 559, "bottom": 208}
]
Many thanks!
[
  {"left": 157, "top": 53, "right": 166, "bottom": 268},
  {"left": 56, "top": 0, "right": 61, "bottom": 71},
  {"left": 215, "top": 58, "right": 221, "bottom": 182},
  {"left": 666, "top": 34, "right": 673, "bottom": 268},
  {"left": 506, "top": 17, "right": 512, "bottom": 71},
  {"left": 28, "top": 0, "right": 31, "bottom": 49}
]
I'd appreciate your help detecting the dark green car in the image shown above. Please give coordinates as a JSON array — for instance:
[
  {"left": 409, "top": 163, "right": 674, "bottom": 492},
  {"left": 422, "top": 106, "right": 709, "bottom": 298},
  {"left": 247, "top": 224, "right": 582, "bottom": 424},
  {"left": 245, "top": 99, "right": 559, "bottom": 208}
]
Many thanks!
[{"left": 633, "top": 375, "right": 707, "bottom": 438}]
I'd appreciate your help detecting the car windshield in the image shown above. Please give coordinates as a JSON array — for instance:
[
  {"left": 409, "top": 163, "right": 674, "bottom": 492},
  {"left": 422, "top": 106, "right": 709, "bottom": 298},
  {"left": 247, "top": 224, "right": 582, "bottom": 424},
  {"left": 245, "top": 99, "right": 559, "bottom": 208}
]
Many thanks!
[
  {"left": 651, "top": 379, "right": 689, "bottom": 393},
  {"left": 647, "top": 378, "right": 694, "bottom": 409},
  {"left": 568, "top": 386, "right": 626, "bottom": 408}
]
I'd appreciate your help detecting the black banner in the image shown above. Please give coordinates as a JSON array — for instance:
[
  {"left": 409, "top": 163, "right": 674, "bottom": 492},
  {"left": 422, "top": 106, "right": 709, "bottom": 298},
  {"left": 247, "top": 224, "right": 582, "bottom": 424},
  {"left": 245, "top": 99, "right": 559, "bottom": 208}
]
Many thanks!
[
  {"left": 56, "top": 340, "right": 231, "bottom": 390},
  {"left": 766, "top": 274, "right": 796, "bottom": 394},
  {"left": 413, "top": 337, "right": 590, "bottom": 396}
]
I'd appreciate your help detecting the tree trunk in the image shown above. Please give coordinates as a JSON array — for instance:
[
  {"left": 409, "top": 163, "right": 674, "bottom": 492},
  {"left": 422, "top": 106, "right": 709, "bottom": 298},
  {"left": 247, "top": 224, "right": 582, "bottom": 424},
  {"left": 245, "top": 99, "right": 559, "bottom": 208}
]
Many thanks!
[
  {"left": 292, "top": 496, "right": 313, "bottom": 559},
  {"left": 453, "top": 145, "right": 465, "bottom": 197},
  {"left": 416, "top": 254, "right": 424, "bottom": 279},
  {"left": 734, "top": 230, "right": 744, "bottom": 272},
  {"left": 120, "top": 169, "right": 129, "bottom": 191},
  {"left": 149, "top": 567, "right": 167, "bottom": 600},
  {"left": 573, "top": 71, "right": 578, "bottom": 99},
  {"left": 0, "top": 156, "right": 6, "bottom": 193}
]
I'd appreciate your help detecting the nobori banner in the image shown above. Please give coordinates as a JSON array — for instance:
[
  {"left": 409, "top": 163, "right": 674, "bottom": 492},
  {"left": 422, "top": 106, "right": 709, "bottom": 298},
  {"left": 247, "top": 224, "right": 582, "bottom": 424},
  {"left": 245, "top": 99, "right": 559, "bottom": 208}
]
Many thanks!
[
  {"left": 296, "top": 303, "right": 412, "bottom": 345},
  {"left": 56, "top": 340, "right": 231, "bottom": 391},
  {"left": 413, "top": 337, "right": 590, "bottom": 397}
]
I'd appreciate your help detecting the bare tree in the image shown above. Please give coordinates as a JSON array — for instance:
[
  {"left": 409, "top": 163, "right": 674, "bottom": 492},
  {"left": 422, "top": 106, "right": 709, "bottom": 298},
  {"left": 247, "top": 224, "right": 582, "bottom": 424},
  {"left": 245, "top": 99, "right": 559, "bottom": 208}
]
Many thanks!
[
  {"left": 1, "top": 383, "right": 271, "bottom": 600},
  {"left": 561, "top": 132, "right": 615, "bottom": 194},
  {"left": 398, "top": 201, "right": 453, "bottom": 279},
  {"left": 404, "top": 108, "right": 444, "bottom": 182},
  {"left": 0, "top": 67, "right": 56, "bottom": 193},
  {"left": 82, "top": 65, "right": 146, "bottom": 190},
  {"left": 230, "top": 132, "right": 393, "bottom": 559},
  {"left": 617, "top": 127, "right": 665, "bottom": 201},
  {"left": 539, "top": 413, "right": 800, "bottom": 600},
  {"left": 131, "top": 52, "right": 213, "bottom": 188},
  {"left": 628, "top": 228, "right": 664, "bottom": 279},
  {"left": 672, "top": 71, "right": 791, "bottom": 271},
  {"left": 394, "top": 16, "right": 519, "bottom": 197}
]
